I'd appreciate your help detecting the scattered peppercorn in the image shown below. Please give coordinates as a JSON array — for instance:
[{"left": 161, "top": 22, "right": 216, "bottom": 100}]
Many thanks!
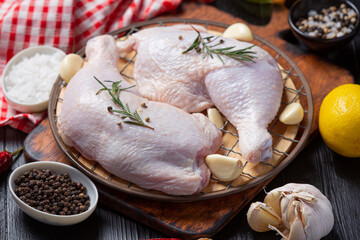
[
  {"left": 14, "top": 169, "right": 90, "bottom": 215},
  {"left": 295, "top": 3, "right": 358, "bottom": 39},
  {"left": 107, "top": 106, "right": 113, "bottom": 112},
  {"left": 178, "top": 35, "right": 183, "bottom": 40},
  {"left": 140, "top": 102, "right": 147, "bottom": 108},
  {"left": 145, "top": 117, "right": 150, "bottom": 122}
]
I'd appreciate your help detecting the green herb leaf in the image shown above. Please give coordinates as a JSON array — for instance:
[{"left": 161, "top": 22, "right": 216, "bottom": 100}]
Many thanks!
[
  {"left": 94, "top": 76, "right": 154, "bottom": 130},
  {"left": 183, "top": 26, "right": 257, "bottom": 64}
]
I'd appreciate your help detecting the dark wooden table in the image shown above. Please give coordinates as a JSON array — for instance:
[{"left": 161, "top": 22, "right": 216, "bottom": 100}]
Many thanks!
[{"left": 1, "top": 1, "right": 360, "bottom": 239}]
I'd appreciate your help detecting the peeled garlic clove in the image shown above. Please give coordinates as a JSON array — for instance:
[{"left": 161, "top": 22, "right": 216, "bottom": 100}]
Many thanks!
[
  {"left": 207, "top": 108, "right": 224, "bottom": 128},
  {"left": 247, "top": 202, "right": 282, "bottom": 232},
  {"left": 223, "top": 23, "right": 253, "bottom": 42},
  {"left": 279, "top": 102, "right": 304, "bottom": 125},
  {"left": 60, "top": 53, "right": 84, "bottom": 83},
  {"left": 205, "top": 154, "right": 243, "bottom": 182}
]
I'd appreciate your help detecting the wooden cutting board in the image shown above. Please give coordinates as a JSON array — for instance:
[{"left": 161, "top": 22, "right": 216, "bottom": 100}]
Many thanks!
[{"left": 24, "top": 3, "right": 354, "bottom": 239}]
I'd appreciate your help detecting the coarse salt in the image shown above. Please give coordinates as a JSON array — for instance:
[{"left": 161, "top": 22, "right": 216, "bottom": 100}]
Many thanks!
[{"left": 5, "top": 51, "right": 65, "bottom": 104}]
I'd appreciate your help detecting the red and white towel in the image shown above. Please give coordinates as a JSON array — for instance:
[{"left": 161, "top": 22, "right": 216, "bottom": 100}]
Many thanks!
[{"left": 0, "top": 0, "right": 182, "bottom": 133}]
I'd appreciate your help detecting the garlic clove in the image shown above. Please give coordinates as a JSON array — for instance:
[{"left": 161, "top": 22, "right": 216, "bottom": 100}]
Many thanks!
[
  {"left": 279, "top": 102, "right": 304, "bottom": 125},
  {"left": 247, "top": 202, "right": 282, "bottom": 232},
  {"left": 288, "top": 218, "right": 306, "bottom": 240},
  {"left": 283, "top": 200, "right": 300, "bottom": 231},
  {"left": 207, "top": 108, "right": 224, "bottom": 128},
  {"left": 264, "top": 190, "right": 282, "bottom": 218},
  {"left": 60, "top": 53, "right": 84, "bottom": 84},
  {"left": 287, "top": 201, "right": 306, "bottom": 240},
  {"left": 205, "top": 154, "right": 243, "bottom": 182},
  {"left": 223, "top": 23, "right": 254, "bottom": 42}
]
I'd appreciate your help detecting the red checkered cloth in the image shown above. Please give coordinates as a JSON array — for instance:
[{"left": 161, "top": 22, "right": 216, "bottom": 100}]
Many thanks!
[{"left": 0, "top": 0, "right": 181, "bottom": 133}]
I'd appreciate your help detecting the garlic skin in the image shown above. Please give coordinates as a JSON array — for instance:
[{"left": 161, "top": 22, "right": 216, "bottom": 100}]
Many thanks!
[{"left": 247, "top": 183, "right": 334, "bottom": 240}]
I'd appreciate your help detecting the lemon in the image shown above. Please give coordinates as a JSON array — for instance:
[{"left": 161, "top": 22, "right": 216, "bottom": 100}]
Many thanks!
[{"left": 319, "top": 84, "right": 360, "bottom": 157}]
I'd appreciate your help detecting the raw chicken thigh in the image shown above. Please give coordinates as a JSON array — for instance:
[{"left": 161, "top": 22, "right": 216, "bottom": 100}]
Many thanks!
[
  {"left": 117, "top": 25, "right": 283, "bottom": 163},
  {"left": 58, "top": 35, "right": 222, "bottom": 195}
]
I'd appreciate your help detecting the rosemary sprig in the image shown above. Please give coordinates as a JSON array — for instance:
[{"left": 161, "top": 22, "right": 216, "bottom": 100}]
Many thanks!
[
  {"left": 182, "top": 27, "right": 257, "bottom": 64},
  {"left": 94, "top": 76, "right": 154, "bottom": 130}
]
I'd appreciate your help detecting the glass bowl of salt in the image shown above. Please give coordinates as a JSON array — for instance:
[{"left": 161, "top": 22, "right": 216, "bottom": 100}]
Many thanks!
[{"left": 1, "top": 46, "right": 65, "bottom": 113}]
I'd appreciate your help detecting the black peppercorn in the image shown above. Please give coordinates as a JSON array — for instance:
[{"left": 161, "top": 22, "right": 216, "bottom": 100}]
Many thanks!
[
  {"left": 295, "top": 3, "right": 358, "bottom": 39},
  {"left": 14, "top": 169, "right": 90, "bottom": 216}
]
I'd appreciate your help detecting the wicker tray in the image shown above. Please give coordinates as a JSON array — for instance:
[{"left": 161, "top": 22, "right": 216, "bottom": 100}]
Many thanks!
[{"left": 49, "top": 18, "right": 313, "bottom": 202}]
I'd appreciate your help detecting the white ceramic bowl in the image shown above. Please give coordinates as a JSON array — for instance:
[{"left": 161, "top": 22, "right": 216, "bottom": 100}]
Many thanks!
[
  {"left": 9, "top": 161, "right": 98, "bottom": 226},
  {"left": 0, "top": 46, "right": 65, "bottom": 113}
]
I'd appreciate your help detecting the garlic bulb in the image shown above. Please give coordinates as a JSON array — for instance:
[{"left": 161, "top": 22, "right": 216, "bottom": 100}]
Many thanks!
[{"left": 247, "top": 183, "right": 334, "bottom": 240}]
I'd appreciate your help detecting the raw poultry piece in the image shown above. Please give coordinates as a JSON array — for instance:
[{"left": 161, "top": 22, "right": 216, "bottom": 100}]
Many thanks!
[
  {"left": 58, "top": 35, "right": 222, "bottom": 195},
  {"left": 117, "top": 25, "right": 283, "bottom": 163}
]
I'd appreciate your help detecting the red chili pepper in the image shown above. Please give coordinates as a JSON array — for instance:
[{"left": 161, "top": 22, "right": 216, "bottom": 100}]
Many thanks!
[{"left": 0, "top": 147, "right": 23, "bottom": 174}]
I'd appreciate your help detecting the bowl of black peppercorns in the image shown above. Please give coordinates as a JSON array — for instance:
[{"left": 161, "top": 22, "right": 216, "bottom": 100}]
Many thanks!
[
  {"left": 288, "top": 0, "right": 360, "bottom": 51},
  {"left": 8, "top": 161, "right": 98, "bottom": 226}
]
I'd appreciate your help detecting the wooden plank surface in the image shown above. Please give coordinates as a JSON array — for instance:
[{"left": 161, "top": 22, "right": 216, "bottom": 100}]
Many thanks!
[{"left": 0, "top": 127, "right": 6, "bottom": 240}]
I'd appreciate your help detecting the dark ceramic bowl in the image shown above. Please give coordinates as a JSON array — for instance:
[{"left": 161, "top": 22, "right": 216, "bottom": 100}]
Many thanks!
[{"left": 288, "top": 0, "right": 360, "bottom": 51}]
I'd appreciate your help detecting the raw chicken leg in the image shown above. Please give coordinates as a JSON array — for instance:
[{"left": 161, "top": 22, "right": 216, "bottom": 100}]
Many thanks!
[
  {"left": 117, "top": 25, "right": 283, "bottom": 163},
  {"left": 58, "top": 35, "right": 222, "bottom": 195}
]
